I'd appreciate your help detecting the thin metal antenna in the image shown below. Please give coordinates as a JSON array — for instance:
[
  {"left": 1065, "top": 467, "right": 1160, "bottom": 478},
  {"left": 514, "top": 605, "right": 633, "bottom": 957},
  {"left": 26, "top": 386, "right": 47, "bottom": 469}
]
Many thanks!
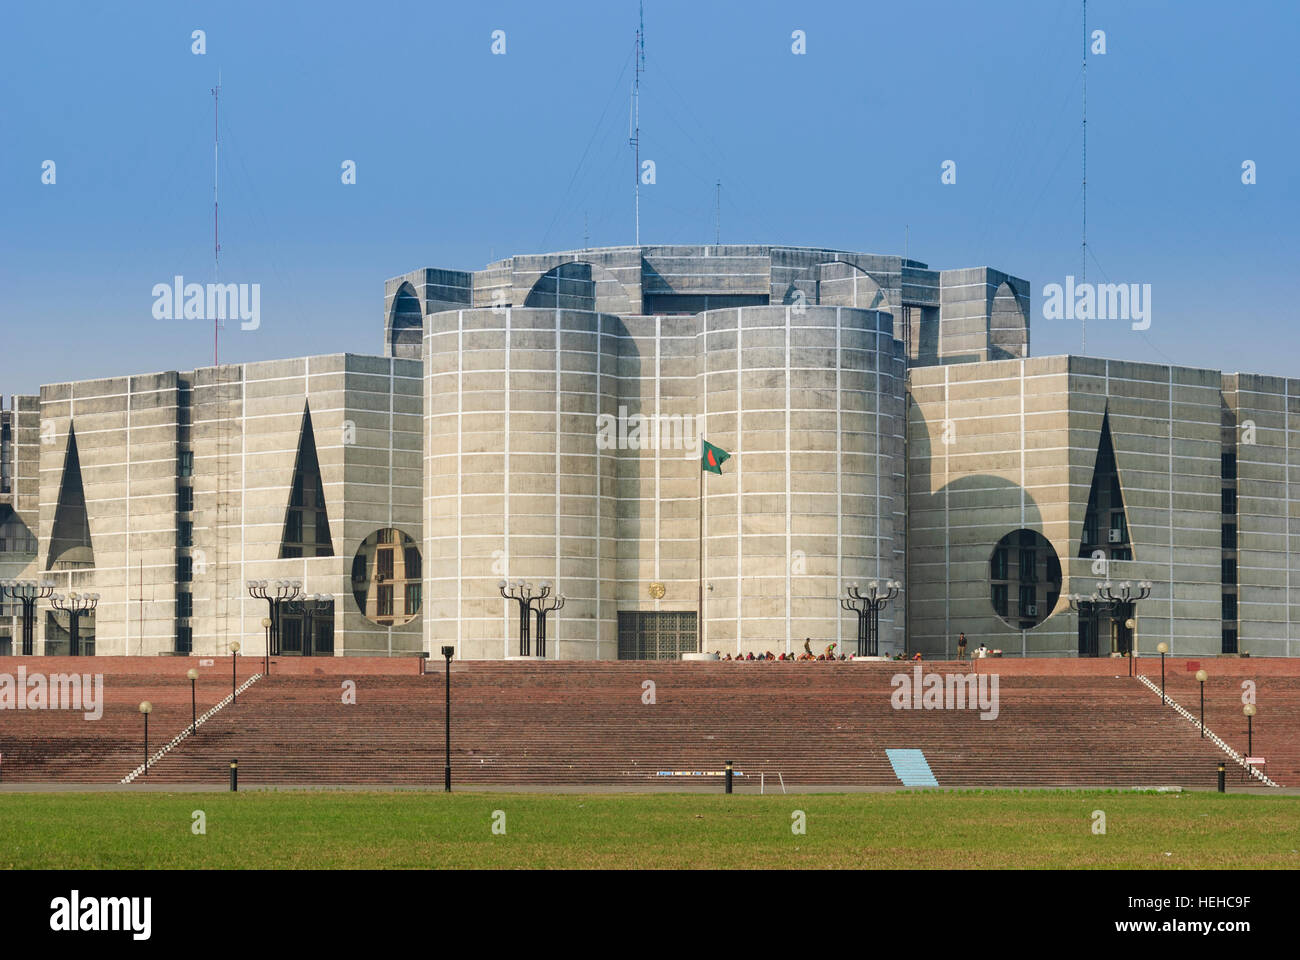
[
  {"left": 584, "top": 211, "right": 590, "bottom": 249},
  {"left": 904, "top": 224, "right": 909, "bottom": 262},
  {"left": 629, "top": 2, "right": 645, "bottom": 245},
  {"left": 1081, "top": 0, "right": 1087, "bottom": 354},
  {"left": 714, "top": 180, "right": 721, "bottom": 245},
  {"left": 212, "top": 70, "right": 221, "bottom": 367}
]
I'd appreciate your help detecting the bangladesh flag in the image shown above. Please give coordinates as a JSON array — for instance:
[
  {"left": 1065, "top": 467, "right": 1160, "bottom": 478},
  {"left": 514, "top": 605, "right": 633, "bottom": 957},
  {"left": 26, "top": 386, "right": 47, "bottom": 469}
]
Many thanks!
[{"left": 701, "top": 440, "right": 730, "bottom": 474}]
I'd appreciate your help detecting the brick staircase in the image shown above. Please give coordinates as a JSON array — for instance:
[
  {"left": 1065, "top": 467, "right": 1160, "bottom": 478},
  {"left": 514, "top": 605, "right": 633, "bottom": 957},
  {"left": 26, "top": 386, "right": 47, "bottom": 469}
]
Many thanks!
[
  {"left": 0, "top": 659, "right": 262, "bottom": 783},
  {"left": 129, "top": 661, "right": 1233, "bottom": 788},
  {"left": 5, "top": 658, "right": 1286, "bottom": 788},
  {"left": 1155, "top": 670, "right": 1300, "bottom": 786}
]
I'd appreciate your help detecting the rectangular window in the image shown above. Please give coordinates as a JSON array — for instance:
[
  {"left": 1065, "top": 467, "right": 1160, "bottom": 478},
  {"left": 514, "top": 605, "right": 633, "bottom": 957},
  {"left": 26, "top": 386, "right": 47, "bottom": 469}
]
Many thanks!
[
  {"left": 1222, "top": 523, "right": 1237, "bottom": 549},
  {"left": 284, "top": 510, "right": 303, "bottom": 544},
  {"left": 1222, "top": 557, "right": 1237, "bottom": 585},
  {"left": 1082, "top": 511, "right": 1098, "bottom": 546},
  {"left": 177, "top": 592, "right": 193, "bottom": 618},
  {"left": 992, "top": 584, "right": 1008, "bottom": 618},
  {"left": 177, "top": 520, "right": 193, "bottom": 547},
  {"left": 1018, "top": 549, "right": 1037, "bottom": 581},
  {"left": 177, "top": 556, "right": 193, "bottom": 582},
  {"left": 1222, "top": 593, "right": 1237, "bottom": 620},
  {"left": 314, "top": 510, "right": 330, "bottom": 545},
  {"left": 1222, "top": 488, "right": 1237, "bottom": 514},
  {"left": 281, "top": 618, "right": 302, "bottom": 653},
  {"left": 377, "top": 548, "right": 394, "bottom": 581},
  {"left": 176, "top": 625, "right": 192, "bottom": 654},
  {"left": 179, "top": 450, "right": 194, "bottom": 477},
  {"left": 404, "top": 581, "right": 421, "bottom": 614},
  {"left": 404, "top": 546, "right": 422, "bottom": 580},
  {"left": 617, "top": 610, "right": 699, "bottom": 660},
  {"left": 378, "top": 528, "right": 395, "bottom": 544},
  {"left": 1222, "top": 629, "right": 1238, "bottom": 654},
  {"left": 1221, "top": 452, "right": 1237, "bottom": 480},
  {"left": 1018, "top": 584, "right": 1036, "bottom": 616},
  {"left": 291, "top": 475, "right": 304, "bottom": 508},
  {"left": 351, "top": 554, "right": 367, "bottom": 582},
  {"left": 990, "top": 548, "right": 1008, "bottom": 581},
  {"left": 178, "top": 485, "right": 194, "bottom": 512},
  {"left": 377, "top": 584, "right": 394, "bottom": 617}
]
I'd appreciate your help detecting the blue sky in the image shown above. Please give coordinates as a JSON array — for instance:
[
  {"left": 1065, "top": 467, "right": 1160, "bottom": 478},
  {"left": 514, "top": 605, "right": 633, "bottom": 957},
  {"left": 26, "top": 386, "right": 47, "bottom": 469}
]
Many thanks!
[{"left": 2, "top": 0, "right": 1296, "bottom": 395}]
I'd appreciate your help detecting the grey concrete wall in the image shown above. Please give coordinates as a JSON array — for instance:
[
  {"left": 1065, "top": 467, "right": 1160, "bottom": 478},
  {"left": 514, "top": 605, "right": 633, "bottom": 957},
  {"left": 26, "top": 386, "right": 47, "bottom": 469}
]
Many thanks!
[
  {"left": 908, "top": 355, "right": 1227, "bottom": 658},
  {"left": 424, "top": 303, "right": 907, "bottom": 660}
]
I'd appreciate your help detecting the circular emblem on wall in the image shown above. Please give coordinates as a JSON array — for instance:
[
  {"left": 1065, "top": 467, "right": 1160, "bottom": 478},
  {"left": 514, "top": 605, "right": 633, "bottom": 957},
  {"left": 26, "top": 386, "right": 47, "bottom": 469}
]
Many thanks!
[{"left": 648, "top": 582, "right": 666, "bottom": 599}]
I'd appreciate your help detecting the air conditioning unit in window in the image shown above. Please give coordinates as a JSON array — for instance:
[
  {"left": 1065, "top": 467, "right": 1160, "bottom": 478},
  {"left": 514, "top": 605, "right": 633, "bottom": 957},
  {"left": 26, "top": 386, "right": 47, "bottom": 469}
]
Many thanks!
[
  {"left": 1025, "top": 604, "right": 1037, "bottom": 617},
  {"left": 1108, "top": 529, "right": 1122, "bottom": 543}
]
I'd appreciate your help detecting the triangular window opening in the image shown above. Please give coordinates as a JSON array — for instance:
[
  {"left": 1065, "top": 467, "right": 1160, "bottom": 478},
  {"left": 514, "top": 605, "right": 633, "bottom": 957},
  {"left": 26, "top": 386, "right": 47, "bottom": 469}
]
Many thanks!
[
  {"left": 1078, "top": 411, "right": 1133, "bottom": 561},
  {"left": 279, "top": 404, "right": 335, "bottom": 559},
  {"left": 46, "top": 425, "right": 94, "bottom": 569}
]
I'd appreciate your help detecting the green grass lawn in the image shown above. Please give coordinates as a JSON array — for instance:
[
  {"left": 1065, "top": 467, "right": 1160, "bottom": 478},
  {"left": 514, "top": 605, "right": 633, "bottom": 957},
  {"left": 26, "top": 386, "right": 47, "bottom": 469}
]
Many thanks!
[{"left": 2, "top": 790, "right": 1298, "bottom": 869}]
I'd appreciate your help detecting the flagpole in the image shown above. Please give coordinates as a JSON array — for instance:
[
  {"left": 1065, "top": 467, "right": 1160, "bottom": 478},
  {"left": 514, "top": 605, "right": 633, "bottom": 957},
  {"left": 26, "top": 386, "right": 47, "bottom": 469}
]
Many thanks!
[{"left": 698, "top": 434, "right": 705, "bottom": 654}]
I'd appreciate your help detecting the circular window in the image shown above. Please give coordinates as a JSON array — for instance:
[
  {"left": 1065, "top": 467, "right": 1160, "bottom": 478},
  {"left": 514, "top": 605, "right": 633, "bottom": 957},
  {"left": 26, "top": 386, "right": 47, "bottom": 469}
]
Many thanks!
[
  {"left": 989, "top": 530, "right": 1061, "bottom": 629},
  {"left": 352, "top": 528, "right": 421, "bottom": 626}
]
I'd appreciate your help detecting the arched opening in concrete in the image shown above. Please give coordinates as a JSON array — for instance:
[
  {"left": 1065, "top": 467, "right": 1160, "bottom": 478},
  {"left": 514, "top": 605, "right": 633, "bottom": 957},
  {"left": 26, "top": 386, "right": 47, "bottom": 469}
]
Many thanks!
[
  {"left": 989, "top": 280, "right": 1028, "bottom": 359},
  {"left": 389, "top": 282, "right": 423, "bottom": 358},
  {"left": 524, "top": 261, "right": 635, "bottom": 314}
]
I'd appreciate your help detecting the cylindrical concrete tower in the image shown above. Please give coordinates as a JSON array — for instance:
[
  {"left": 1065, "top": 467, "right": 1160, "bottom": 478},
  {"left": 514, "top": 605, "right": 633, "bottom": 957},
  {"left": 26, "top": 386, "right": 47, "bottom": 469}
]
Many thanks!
[
  {"left": 424, "top": 307, "right": 617, "bottom": 660},
  {"left": 695, "top": 305, "right": 907, "bottom": 656}
]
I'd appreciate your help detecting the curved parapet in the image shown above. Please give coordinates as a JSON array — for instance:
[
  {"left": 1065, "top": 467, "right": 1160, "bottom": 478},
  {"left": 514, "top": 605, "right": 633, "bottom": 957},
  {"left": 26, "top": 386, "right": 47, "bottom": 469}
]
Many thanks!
[{"left": 523, "top": 261, "right": 637, "bottom": 315}]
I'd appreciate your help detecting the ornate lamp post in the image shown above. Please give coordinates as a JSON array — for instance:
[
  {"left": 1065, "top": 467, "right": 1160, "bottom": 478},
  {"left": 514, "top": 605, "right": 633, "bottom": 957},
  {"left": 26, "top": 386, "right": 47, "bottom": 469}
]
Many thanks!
[
  {"left": 1244, "top": 703, "right": 1256, "bottom": 756},
  {"left": 499, "top": 580, "right": 545, "bottom": 656},
  {"left": 139, "top": 701, "right": 153, "bottom": 775},
  {"left": 247, "top": 578, "right": 302, "bottom": 658},
  {"left": 301, "top": 594, "right": 332, "bottom": 657},
  {"left": 1156, "top": 641, "right": 1169, "bottom": 703},
  {"left": 49, "top": 592, "right": 99, "bottom": 656},
  {"left": 843, "top": 580, "right": 900, "bottom": 657},
  {"left": 533, "top": 587, "right": 566, "bottom": 659},
  {"left": 186, "top": 668, "right": 199, "bottom": 736},
  {"left": 840, "top": 587, "right": 870, "bottom": 657},
  {"left": 1195, "top": 668, "right": 1208, "bottom": 737},
  {"left": 1096, "top": 580, "right": 1152, "bottom": 671},
  {"left": 1, "top": 579, "right": 55, "bottom": 655},
  {"left": 1067, "top": 590, "right": 1106, "bottom": 658}
]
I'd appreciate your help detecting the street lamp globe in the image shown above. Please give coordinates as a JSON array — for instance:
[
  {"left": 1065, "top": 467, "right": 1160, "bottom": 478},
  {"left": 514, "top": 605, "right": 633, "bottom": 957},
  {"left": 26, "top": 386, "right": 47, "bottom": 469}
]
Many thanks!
[
  {"left": 1156, "top": 642, "right": 1168, "bottom": 654},
  {"left": 230, "top": 640, "right": 242, "bottom": 654},
  {"left": 186, "top": 668, "right": 198, "bottom": 681},
  {"left": 1195, "top": 669, "right": 1208, "bottom": 683},
  {"left": 138, "top": 701, "right": 153, "bottom": 715},
  {"left": 1243, "top": 704, "right": 1256, "bottom": 718}
]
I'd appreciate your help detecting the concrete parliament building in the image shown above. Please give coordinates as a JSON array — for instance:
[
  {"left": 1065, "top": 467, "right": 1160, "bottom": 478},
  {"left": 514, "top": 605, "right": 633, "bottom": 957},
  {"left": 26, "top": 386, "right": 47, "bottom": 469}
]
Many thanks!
[{"left": 1, "top": 244, "right": 1296, "bottom": 660}]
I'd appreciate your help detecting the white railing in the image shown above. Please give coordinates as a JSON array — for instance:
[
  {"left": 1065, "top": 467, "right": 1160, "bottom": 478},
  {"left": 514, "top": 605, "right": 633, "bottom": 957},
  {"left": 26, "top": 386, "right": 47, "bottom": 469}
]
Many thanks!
[
  {"left": 121, "top": 673, "right": 263, "bottom": 784},
  {"left": 1135, "top": 673, "right": 1279, "bottom": 788}
]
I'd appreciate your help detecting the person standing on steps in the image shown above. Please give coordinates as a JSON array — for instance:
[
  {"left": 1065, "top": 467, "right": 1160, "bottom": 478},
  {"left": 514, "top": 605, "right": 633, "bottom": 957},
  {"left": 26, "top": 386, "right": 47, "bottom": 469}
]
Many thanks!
[{"left": 956, "top": 632, "right": 967, "bottom": 661}]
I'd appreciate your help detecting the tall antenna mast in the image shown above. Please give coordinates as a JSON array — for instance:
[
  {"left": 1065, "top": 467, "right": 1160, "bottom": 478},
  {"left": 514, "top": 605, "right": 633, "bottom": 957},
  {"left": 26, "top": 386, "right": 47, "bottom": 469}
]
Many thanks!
[
  {"left": 714, "top": 180, "right": 721, "bottom": 245},
  {"left": 1081, "top": 0, "right": 1087, "bottom": 354},
  {"left": 630, "top": 2, "right": 645, "bottom": 245},
  {"left": 212, "top": 70, "right": 222, "bottom": 367}
]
